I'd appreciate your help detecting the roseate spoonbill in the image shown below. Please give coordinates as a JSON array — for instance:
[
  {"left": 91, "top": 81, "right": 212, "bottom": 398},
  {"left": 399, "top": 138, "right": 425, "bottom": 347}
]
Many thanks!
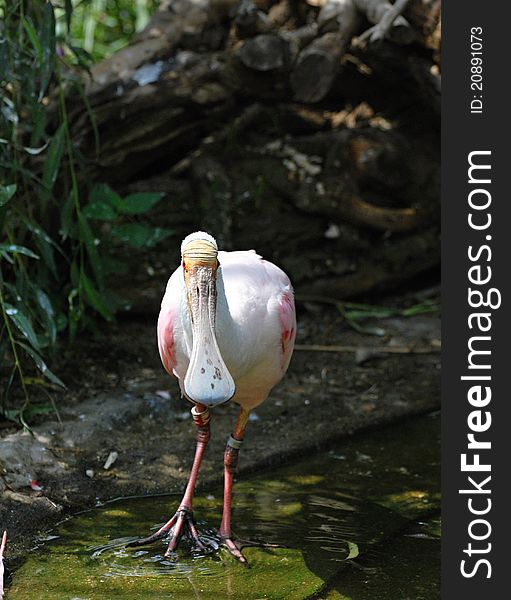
[{"left": 130, "top": 232, "right": 296, "bottom": 563}]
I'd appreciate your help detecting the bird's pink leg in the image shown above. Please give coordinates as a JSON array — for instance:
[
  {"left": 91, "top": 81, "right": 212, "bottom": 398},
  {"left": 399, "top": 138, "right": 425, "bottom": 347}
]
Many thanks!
[
  {"left": 218, "top": 407, "right": 250, "bottom": 563},
  {"left": 129, "top": 403, "right": 210, "bottom": 555}
]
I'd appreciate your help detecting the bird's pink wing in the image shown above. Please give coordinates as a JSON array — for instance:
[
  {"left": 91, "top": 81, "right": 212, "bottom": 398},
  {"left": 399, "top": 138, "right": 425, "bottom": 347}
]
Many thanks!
[
  {"left": 278, "top": 291, "right": 296, "bottom": 371},
  {"left": 157, "top": 307, "right": 177, "bottom": 377}
]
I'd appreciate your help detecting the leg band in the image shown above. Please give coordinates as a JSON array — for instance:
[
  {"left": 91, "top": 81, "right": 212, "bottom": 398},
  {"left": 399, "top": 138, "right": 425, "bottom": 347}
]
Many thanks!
[
  {"left": 227, "top": 435, "right": 243, "bottom": 450},
  {"left": 191, "top": 405, "right": 211, "bottom": 427}
]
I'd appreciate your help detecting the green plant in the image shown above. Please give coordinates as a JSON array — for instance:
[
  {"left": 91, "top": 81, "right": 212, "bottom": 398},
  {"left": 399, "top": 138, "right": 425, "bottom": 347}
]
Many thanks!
[
  {"left": 0, "top": 1, "right": 170, "bottom": 425},
  {"left": 57, "top": 0, "right": 160, "bottom": 62},
  {"left": 75, "top": 183, "right": 170, "bottom": 327},
  {"left": 338, "top": 300, "right": 440, "bottom": 336}
]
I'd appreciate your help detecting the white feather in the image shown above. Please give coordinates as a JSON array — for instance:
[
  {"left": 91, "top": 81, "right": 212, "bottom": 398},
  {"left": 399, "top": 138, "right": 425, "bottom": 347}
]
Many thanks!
[{"left": 181, "top": 231, "right": 218, "bottom": 254}]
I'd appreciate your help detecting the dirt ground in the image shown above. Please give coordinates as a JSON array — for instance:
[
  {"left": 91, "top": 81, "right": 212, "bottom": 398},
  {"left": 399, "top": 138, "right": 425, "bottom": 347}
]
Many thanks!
[{"left": 0, "top": 289, "right": 440, "bottom": 564}]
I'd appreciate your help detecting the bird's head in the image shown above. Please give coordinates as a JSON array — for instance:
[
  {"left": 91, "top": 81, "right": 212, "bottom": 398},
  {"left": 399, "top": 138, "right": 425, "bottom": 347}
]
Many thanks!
[
  {"left": 181, "top": 231, "right": 219, "bottom": 295},
  {"left": 180, "top": 232, "right": 235, "bottom": 407}
]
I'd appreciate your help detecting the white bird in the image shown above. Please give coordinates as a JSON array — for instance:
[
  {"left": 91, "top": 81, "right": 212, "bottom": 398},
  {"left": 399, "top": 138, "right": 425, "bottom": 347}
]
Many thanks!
[{"left": 130, "top": 232, "right": 296, "bottom": 562}]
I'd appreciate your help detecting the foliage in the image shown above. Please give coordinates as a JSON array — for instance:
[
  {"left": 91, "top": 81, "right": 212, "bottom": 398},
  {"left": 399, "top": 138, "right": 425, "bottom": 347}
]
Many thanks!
[
  {"left": 338, "top": 300, "right": 440, "bottom": 336},
  {"left": 57, "top": 0, "right": 160, "bottom": 62},
  {"left": 0, "top": 1, "right": 169, "bottom": 424}
]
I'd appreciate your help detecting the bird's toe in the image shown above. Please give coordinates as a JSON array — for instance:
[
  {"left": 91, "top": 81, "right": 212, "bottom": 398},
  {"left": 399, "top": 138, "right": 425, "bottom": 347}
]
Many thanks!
[{"left": 220, "top": 537, "right": 249, "bottom": 566}]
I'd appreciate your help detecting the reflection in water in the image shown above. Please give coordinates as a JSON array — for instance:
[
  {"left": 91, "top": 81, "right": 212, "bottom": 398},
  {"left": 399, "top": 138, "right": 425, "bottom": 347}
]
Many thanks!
[{"left": 8, "top": 413, "right": 440, "bottom": 599}]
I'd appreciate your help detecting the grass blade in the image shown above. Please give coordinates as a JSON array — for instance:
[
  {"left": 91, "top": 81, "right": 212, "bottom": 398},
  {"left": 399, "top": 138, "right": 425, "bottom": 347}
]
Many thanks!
[
  {"left": 0, "top": 244, "right": 39, "bottom": 260},
  {"left": 0, "top": 184, "right": 16, "bottom": 208},
  {"left": 40, "top": 123, "right": 65, "bottom": 207},
  {"left": 39, "top": 1, "right": 56, "bottom": 101},
  {"left": 78, "top": 214, "right": 105, "bottom": 287},
  {"left": 22, "top": 16, "right": 43, "bottom": 64},
  {"left": 34, "top": 287, "right": 57, "bottom": 344},
  {"left": 4, "top": 303, "right": 41, "bottom": 350},
  {"left": 16, "top": 341, "right": 66, "bottom": 388},
  {"left": 81, "top": 272, "right": 113, "bottom": 321}
]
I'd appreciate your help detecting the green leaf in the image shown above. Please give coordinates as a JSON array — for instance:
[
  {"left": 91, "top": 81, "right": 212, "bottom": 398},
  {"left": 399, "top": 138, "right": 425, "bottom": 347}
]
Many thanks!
[
  {"left": 82, "top": 198, "right": 117, "bottom": 221},
  {"left": 78, "top": 214, "right": 104, "bottom": 287},
  {"left": 69, "top": 45, "right": 94, "bottom": 71},
  {"left": 0, "top": 39, "right": 9, "bottom": 81},
  {"left": 74, "top": 81, "right": 100, "bottom": 156},
  {"left": 34, "top": 287, "right": 57, "bottom": 344},
  {"left": 344, "top": 306, "right": 396, "bottom": 320},
  {"left": 30, "top": 102, "right": 48, "bottom": 146},
  {"left": 17, "top": 342, "right": 66, "bottom": 388},
  {"left": 81, "top": 273, "right": 114, "bottom": 321},
  {"left": 0, "top": 244, "right": 40, "bottom": 259},
  {"left": 345, "top": 317, "right": 386, "bottom": 337},
  {"left": 39, "top": 2, "right": 56, "bottom": 101},
  {"left": 60, "top": 192, "right": 76, "bottom": 240},
  {"left": 27, "top": 222, "right": 59, "bottom": 278},
  {"left": 67, "top": 286, "right": 81, "bottom": 341},
  {"left": 113, "top": 192, "right": 165, "bottom": 215},
  {"left": 0, "top": 184, "right": 16, "bottom": 207},
  {"left": 401, "top": 301, "right": 440, "bottom": 317},
  {"left": 55, "top": 312, "right": 68, "bottom": 332},
  {"left": 89, "top": 183, "right": 122, "bottom": 206},
  {"left": 64, "top": 0, "right": 73, "bottom": 33},
  {"left": 1, "top": 409, "right": 23, "bottom": 424},
  {"left": 102, "top": 256, "right": 128, "bottom": 275},
  {"left": 35, "top": 234, "right": 58, "bottom": 277},
  {"left": 4, "top": 303, "right": 41, "bottom": 350},
  {"left": 3, "top": 404, "right": 55, "bottom": 426},
  {"left": 40, "top": 124, "right": 65, "bottom": 206},
  {"left": 70, "top": 261, "right": 80, "bottom": 288},
  {"left": 23, "top": 16, "right": 43, "bottom": 64},
  {"left": 21, "top": 404, "right": 55, "bottom": 418},
  {"left": 111, "top": 223, "right": 172, "bottom": 248},
  {"left": 0, "top": 252, "right": 13, "bottom": 264}
]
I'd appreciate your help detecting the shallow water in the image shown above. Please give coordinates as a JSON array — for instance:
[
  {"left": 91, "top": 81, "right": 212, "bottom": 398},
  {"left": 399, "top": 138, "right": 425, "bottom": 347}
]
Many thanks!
[{"left": 8, "top": 413, "right": 440, "bottom": 599}]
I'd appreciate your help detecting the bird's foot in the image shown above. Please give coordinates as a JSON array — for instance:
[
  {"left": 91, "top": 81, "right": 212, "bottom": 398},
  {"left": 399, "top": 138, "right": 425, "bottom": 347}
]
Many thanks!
[
  {"left": 219, "top": 534, "right": 281, "bottom": 566},
  {"left": 128, "top": 508, "right": 206, "bottom": 557},
  {"left": 219, "top": 536, "right": 249, "bottom": 565}
]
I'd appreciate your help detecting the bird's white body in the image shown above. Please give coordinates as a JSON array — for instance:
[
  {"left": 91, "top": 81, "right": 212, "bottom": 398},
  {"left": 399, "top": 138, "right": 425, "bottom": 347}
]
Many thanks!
[{"left": 158, "top": 249, "right": 296, "bottom": 409}]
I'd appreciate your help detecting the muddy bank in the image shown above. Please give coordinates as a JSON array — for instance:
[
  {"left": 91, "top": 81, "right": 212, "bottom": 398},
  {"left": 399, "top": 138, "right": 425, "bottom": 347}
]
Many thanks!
[{"left": 0, "top": 308, "right": 440, "bottom": 563}]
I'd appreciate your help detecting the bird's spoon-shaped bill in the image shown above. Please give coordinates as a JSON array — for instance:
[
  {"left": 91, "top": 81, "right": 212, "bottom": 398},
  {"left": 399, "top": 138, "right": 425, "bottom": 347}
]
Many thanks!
[{"left": 183, "top": 266, "right": 235, "bottom": 406}]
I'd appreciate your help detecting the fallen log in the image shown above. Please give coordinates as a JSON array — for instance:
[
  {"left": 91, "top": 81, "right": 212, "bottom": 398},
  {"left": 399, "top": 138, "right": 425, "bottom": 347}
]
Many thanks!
[{"left": 60, "top": 0, "right": 440, "bottom": 302}]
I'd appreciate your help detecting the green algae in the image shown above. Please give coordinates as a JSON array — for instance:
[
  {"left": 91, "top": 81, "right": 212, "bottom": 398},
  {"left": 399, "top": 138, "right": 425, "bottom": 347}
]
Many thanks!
[{"left": 8, "top": 414, "right": 440, "bottom": 599}]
